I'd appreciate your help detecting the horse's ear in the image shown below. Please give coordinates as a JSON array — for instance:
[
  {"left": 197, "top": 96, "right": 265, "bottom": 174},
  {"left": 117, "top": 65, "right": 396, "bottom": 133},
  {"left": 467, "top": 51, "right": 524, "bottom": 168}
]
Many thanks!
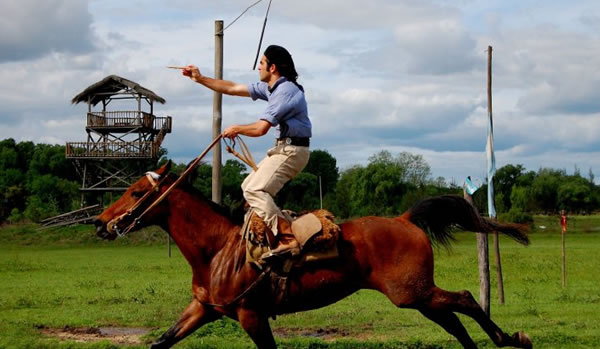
[{"left": 156, "top": 160, "right": 172, "bottom": 176}]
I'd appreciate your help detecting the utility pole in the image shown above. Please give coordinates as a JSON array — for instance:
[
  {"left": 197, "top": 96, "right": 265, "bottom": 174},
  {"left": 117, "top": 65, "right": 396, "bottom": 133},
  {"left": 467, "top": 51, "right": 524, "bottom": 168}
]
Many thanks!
[
  {"left": 212, "top": 20, "right": 224, "bottom": 204},
  {"left": 487, "top": 45, "right": 505, "bottom": 305}
]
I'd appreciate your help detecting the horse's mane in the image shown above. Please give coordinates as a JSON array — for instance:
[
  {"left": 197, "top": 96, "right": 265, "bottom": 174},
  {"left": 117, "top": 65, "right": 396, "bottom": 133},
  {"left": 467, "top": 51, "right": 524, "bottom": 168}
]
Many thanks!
[{"left": 164, "top": 172, "right": 245, "bottom": 225}]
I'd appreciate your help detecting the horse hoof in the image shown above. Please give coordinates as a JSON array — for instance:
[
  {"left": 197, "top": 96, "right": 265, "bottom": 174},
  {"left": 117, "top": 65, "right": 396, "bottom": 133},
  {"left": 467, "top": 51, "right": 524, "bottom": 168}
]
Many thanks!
[{"left": 513, "top": 331, "right": 532, "bottom": 349}]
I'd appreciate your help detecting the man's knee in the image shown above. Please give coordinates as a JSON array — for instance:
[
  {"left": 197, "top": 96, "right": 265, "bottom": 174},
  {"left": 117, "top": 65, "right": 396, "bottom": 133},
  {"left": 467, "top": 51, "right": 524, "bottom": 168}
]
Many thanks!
[{"left": 243, "top": 188, "right": 264, "bottom": 202}]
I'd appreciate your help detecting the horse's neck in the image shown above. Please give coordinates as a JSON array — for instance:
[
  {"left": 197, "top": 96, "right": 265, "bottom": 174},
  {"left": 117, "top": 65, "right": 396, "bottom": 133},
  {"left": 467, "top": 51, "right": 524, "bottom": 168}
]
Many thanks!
[{"left": 164, "top": 189, "right": 237, "bottom": 264}]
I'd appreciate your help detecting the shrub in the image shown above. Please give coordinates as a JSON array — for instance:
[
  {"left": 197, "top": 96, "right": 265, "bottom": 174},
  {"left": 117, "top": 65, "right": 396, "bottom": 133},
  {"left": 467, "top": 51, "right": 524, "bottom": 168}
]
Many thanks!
[{"left": 499, "top": 208, "right": 533, "bottom": 224}]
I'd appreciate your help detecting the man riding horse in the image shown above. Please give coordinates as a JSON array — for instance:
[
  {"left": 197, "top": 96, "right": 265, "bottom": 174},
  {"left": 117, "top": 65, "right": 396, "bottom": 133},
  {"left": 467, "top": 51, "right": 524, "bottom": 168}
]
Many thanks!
[{"left": 182, "top": 45, "right": 310, "bottom": 259}]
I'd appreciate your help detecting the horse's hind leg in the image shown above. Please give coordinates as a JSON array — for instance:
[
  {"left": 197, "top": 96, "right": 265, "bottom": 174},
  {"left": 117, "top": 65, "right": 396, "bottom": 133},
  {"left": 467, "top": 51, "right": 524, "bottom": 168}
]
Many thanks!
[
  {"left": 424, "top": 287, "right": 532, "bottom": 349},
  {"left": 418, "top": 308, "right": 478, "bottom": 349},
  {"left": 149, "top": 299, "right": 221, "bottom": 349},
  {"left": 237, "top": 308, "right": 277, "bottom": 349}
]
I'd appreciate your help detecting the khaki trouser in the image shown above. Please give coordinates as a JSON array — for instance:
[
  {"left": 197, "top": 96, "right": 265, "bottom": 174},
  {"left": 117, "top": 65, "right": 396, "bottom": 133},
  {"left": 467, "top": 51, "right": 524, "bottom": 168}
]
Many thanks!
[{"left": 241, "top": 143, "right": 310, "bottom": 236}]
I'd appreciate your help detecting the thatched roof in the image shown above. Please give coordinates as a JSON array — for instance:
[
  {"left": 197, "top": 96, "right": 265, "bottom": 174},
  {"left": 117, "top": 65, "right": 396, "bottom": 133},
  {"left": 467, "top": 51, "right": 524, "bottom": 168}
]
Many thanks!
[{"left": 71, "top": 75, "right": 166, "bottom": 106}]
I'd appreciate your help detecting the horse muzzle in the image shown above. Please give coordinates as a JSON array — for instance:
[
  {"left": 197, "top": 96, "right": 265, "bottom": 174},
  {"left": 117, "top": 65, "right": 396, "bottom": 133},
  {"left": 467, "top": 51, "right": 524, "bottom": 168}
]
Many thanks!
[{"left": 94, "top": 218, "right": 118, "bottom": 240}]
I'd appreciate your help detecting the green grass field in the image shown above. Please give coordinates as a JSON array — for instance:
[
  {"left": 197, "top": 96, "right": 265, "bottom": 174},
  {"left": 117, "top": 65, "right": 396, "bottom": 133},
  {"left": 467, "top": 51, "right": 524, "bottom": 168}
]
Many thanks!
[{"left": 0, "top": 216, "right": 599, "bottom": 349}]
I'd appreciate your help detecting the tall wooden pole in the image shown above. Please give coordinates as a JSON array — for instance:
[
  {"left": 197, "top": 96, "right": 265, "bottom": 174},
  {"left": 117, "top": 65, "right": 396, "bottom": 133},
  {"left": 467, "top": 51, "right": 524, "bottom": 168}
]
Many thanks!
[
  {"left": 212, "top": 20, "right": 224, "bottom": 204},
  {"left": 464, "top": 184, "right": 490, "bottom": 316},
  {"left": 488, "top": 45, "right": 505, "bottom": 305}
]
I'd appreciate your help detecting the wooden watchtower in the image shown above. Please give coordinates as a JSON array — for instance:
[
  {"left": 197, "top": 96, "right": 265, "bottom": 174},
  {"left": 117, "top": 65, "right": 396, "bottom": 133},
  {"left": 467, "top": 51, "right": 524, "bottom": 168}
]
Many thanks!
[{"left": 67, "top": 75, "right": 172, "bottom": 203}]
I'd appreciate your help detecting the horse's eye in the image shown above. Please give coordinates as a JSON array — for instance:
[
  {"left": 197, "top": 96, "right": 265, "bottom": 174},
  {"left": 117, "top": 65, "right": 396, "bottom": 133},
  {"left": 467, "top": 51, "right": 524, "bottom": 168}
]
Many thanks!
[{"left": 131, "top": 191, "right": 145, "bottom": 199}]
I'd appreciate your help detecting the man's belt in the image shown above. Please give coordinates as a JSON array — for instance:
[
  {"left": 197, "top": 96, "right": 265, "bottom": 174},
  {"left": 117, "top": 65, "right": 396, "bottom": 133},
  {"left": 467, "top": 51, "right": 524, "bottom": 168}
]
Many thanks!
[{"left": 275, "top": 137, "right": 310, "bottom": 147}]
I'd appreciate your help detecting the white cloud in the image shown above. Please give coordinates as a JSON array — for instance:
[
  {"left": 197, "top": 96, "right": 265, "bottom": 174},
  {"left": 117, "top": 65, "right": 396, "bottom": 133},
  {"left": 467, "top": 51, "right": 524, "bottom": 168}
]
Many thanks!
[
  {"left": 1, "top": 0, "right": 600, "bottom": 184},
  {"left": 0, "top": 0, "right": 95, "bottom": 62}
]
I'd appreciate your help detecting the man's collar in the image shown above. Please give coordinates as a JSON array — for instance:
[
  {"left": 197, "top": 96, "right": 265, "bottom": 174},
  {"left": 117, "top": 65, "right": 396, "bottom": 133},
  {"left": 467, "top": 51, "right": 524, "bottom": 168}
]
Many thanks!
[{"left": 268, "top": 76, "right": 288, "bottom": 93}]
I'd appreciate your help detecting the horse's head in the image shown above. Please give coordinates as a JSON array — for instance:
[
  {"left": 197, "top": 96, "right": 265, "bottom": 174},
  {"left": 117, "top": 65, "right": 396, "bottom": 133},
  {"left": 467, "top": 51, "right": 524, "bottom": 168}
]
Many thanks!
[{"left": 94, "top": 161, "right": 172, "bottom": 240}]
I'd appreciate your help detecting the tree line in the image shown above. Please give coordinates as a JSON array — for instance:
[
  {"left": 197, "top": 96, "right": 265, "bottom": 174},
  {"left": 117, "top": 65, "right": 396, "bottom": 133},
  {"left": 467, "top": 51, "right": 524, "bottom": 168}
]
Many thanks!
[{"left": 1, "top": 138, "right": 599, "bottom": 224}]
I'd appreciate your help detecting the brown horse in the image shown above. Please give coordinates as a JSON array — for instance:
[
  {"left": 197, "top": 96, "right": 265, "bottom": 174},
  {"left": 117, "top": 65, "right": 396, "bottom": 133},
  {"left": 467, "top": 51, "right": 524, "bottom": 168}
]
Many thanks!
[{"left": 95, "top": 161, "right": 533, "bottom": 349}]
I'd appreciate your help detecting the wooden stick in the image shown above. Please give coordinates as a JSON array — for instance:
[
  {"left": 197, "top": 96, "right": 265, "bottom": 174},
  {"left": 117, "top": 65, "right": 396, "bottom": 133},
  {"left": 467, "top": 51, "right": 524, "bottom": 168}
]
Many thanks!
[
  {"left": 124, "top": 135, "right": 223, "bottom": 234},
  {"left": 167, "top": 66, "right": 187, "bottom": 69}
]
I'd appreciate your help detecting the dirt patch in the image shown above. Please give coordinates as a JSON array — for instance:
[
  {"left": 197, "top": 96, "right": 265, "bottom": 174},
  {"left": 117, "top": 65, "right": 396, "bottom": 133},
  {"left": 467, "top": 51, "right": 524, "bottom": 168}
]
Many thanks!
[
  {"left": 40, "top": 326, "right": 151, "bottom": 345},
  {"left": 273, "top": 327, "right": 351, "bottom": 340}
]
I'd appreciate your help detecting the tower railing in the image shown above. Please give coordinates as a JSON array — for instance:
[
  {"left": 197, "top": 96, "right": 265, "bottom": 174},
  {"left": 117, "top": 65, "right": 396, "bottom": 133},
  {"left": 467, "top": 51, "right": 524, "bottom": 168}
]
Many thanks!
[
  {"left": 65, "top": 141, "right": 156, "bottom": 158},
  {"left": 87, "top": 111, "right": 172, "bottom": 132}
]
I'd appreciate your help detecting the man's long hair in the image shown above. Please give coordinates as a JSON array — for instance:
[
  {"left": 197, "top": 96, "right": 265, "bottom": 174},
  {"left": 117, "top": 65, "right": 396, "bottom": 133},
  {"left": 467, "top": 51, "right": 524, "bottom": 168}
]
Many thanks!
[{"left": 264, "top": 45, "right": 303, "bottom": 91}]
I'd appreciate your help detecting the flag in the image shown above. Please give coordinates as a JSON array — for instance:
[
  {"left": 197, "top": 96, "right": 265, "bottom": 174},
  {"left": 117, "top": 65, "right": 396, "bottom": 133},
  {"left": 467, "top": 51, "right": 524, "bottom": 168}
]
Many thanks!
[
  {"left": 486, "top": 112, "right": 497, "bottom": 218},
  {"left": 464, "top": 176, "right": 479, "bottom": 195}
]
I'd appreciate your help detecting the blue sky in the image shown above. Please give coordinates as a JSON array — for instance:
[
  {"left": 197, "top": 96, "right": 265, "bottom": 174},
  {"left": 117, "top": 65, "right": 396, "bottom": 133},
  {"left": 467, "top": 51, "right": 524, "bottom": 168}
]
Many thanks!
[{"left": 1, "top": 0, "right": 600, "bottom": 185}]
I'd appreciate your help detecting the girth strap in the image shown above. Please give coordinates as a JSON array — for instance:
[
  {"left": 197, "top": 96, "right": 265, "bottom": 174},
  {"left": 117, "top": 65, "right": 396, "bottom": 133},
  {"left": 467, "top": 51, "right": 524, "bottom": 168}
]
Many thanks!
[{"left": 201, "top": 266, "right": 271, "bottom": 309}]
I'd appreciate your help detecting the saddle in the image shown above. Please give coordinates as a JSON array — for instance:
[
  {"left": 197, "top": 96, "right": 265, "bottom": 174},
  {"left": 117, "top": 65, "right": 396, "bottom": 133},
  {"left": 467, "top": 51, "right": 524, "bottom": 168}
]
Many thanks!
[
  {"left": 240, "top": 209, "right": 341, "bottom": 315},
  {"left": 243, "top": 209, "right": 341, "bottom": 269}
]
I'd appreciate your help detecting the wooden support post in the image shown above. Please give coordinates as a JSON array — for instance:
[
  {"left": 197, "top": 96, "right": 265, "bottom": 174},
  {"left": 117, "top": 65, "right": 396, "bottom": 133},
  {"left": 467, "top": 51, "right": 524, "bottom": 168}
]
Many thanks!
[
  {"left": 478, "top": 232, "right": 491, "bottom": 315},
  {"left": 494, "top": 232, "right": 505, "bottom": 304},
  {"left": 463, "top": 184, "right": 490, "bottom": 316},
  {"left": 562, "top": 230, "right": 566, "bottom": 287},
  {"left": 212, "top": 20, "right": 224, "bottom": 204}
]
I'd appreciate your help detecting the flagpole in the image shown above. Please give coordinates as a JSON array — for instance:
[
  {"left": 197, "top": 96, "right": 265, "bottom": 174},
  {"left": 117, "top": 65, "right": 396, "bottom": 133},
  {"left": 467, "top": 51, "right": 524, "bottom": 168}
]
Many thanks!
[{"left": 487, "top": 45, "right": 505, "bottom": 305}]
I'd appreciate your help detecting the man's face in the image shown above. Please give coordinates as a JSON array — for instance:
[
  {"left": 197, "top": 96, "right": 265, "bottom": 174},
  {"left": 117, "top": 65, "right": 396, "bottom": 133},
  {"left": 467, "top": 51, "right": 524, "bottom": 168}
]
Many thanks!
[{"left": 258, "top": 55, "right": 272, "bottom": 82}]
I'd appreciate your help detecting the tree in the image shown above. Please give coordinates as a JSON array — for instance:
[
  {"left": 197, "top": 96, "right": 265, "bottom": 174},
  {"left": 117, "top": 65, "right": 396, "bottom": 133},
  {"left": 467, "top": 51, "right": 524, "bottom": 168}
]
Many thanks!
[
  {"left": 222, "top": 160, "right": 248, "bottom": 208},
  {"left": 494, "top": 164, "right": 526, "bottom": 213},
  {"left": 302, "top": 149, "right": 339, "bottom": 197},
  {"left": 335, "top": 151, "right": 412, "bottom": 217},
  {"left": 499, "top": 185, "right": 533, "bottom": 224},
  {"left": 557, "top": 176, "right": 597, "bottom": 214},
  {"left": 24, "top": 174, "right": 79, "bottom": 221},
  {"left": 531, "top": 168, "right": 565, "bottom": 213},
  {"left": 27, "top": 143, "right": 77, "bottom": 182},
  {"left": 333, "top": 165, "right": 362, "bottom": 218},
  {"left": 395, "top": 152, "right": 431, "bottom": 186},
  {"left": 278, "top": 172, "right": 320, "bottom": 212},
  {"left": 1, "top": 140, "right": 33, "bottom": 221},
  {"left": 192, "top": 163, "right": 213, "bottom": 199}
]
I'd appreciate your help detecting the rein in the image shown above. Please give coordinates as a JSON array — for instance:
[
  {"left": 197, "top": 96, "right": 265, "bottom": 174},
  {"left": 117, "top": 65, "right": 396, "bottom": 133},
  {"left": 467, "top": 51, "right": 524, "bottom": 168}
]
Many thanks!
[
  {"left": 106, "top": 135, "right": 269, "bottom": 309},
  {"left": 224, "top": 136, "right": 257, "bottom": 171},
  {"left": 108, "top": 135, "right": 223, "bottom": 235},
  {"left": 108, "top": 134, "right": 259, "bottom": 236}
]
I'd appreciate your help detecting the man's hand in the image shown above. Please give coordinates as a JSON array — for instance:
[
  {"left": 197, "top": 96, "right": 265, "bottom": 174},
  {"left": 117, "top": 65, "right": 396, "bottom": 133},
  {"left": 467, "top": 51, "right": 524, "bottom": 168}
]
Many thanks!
[
  {"left": 182, "top": 65, "right": 202, "bottom": 83},
  {"left": 222, "top": 125, "right": 238, "bottom": 139}
]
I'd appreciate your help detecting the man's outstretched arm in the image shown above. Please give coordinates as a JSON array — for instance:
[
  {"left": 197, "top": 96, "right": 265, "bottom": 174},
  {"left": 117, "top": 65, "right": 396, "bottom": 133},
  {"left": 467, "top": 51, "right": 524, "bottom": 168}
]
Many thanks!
[{"left": 183, "top": 65, "right": 250, "bottom": 97}]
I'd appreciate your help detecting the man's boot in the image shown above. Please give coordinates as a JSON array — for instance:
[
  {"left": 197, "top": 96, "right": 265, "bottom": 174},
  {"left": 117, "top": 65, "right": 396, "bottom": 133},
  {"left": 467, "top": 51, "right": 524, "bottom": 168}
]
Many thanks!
[{"left": 262, "top": 218, "right": 300, "bottom": 259}]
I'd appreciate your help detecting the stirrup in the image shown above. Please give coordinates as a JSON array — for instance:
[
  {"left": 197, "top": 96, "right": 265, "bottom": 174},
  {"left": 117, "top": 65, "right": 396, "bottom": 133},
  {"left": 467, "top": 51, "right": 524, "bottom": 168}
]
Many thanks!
[{"left": 261, "top": 242, "right": 300, "bottom": 260}]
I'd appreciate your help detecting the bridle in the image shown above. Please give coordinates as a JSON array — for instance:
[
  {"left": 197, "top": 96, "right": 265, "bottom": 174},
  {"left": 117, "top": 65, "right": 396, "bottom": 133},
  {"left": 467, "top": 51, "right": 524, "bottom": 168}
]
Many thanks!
[{"left": 106, "top": 171, "right": 166, "bottom": 236}]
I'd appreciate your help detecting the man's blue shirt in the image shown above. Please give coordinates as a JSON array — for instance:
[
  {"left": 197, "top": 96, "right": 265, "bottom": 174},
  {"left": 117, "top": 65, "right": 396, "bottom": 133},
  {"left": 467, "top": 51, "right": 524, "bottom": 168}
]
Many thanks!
[{"left": 248, "top": 77, "right": 311, "bottom": 139}]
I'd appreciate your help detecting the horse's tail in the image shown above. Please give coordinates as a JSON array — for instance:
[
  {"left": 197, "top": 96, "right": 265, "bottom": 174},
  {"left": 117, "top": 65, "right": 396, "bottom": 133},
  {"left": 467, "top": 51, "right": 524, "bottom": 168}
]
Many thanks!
[{"left": 400, "top": 195, "right": 530, "bottom": 249}]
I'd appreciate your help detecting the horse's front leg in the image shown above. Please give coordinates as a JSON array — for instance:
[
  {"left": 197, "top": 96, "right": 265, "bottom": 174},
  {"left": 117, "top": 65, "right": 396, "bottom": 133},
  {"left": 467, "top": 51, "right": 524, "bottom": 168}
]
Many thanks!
[
  {"left": 149, "top": 298, "right": 221, "bottom": 349},
  {"left": 237, "top": 307, "right": 277, "bottom": 349}
]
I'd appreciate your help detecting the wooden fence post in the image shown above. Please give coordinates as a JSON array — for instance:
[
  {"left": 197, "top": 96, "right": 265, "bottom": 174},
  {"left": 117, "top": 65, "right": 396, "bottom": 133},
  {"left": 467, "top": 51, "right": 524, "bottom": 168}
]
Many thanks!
[
  {"left": 464, "top": 179, "right": 490, "bottom": 316},
  {"left": 561, "top": 210, "right": 567, "bottom": 287}
]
